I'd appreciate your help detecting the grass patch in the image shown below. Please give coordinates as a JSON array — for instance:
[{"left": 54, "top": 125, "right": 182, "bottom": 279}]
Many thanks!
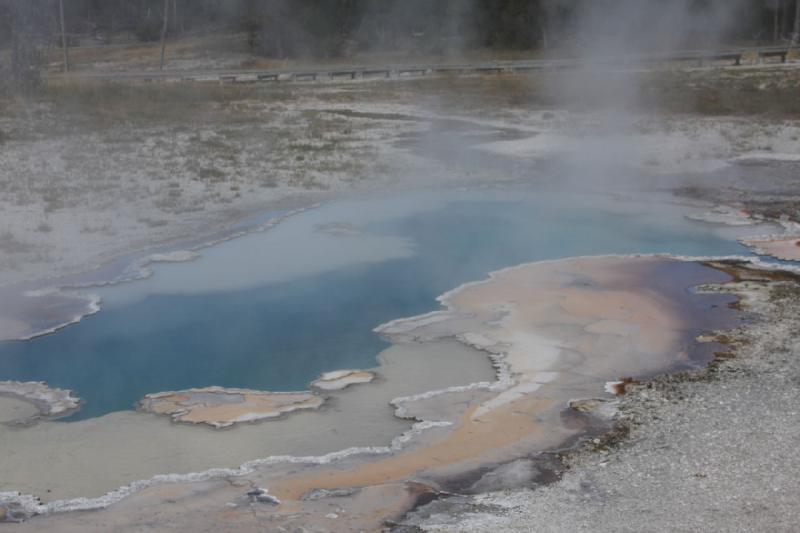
[
  {"left": 196, "top": 166, "right": 227, "bottom": 181},
  {"left": 36, "top": 79, "right": 280, "bottom": 124},
  {"left": 0, "top": 231, "right": 33, "bottom": 254},
  {"left": 35, "top": 220, "right": 53, "bottom": 233}
]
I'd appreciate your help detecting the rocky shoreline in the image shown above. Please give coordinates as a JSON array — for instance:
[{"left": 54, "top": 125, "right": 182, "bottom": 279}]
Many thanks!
[{"left": 399, "top": 260, "right": 800, "bottom": 532}]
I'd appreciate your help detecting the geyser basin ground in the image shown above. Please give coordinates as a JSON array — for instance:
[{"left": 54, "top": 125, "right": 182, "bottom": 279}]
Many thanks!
[
  {"left": 3, "top": 254, "right": 742, "bottom": 531},
  {"left": 0, "top": 188, "right": 748, "bottom": 504}
]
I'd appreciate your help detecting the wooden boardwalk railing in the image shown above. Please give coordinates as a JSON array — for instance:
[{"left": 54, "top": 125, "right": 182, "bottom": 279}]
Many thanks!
[{"left": 65, "top": 46, "right": 796, "bottom": 85}]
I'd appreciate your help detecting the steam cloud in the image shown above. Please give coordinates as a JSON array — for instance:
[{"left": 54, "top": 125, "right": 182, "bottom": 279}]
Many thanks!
[{"left": 542, "top": 0, "right": 748, "bottom": 190}]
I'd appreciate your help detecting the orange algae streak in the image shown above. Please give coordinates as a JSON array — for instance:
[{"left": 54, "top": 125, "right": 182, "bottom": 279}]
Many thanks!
[{"left": 271, "top": 396, "right": 557, "bottom": 502}]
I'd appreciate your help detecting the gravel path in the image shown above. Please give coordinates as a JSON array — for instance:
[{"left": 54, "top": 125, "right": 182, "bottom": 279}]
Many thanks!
[{"left": 401, "top": 270, "right": 800, "bottom": 533}]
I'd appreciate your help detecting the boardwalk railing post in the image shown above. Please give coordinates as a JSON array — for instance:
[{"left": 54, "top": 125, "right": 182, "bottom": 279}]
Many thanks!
[{"left": 67, "top": 46, "right": 791, "bottom": 86}]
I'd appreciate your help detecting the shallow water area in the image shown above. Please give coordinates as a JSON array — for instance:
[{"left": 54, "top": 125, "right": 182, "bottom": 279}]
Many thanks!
[
  {"left": 0, "top": 340, "right": 492, "bottom": 501},
  {"left": 253, "top": 255, "right": 739, "bottom": 524},
  {"left": 0, "top": 189, "right": 747, "bottom": 416},
  {"left": 0, "top": 396, "right": 38, "bottom": 424},
  {"left": 0, "top": 187, "right": 749, "bottom": 503}
]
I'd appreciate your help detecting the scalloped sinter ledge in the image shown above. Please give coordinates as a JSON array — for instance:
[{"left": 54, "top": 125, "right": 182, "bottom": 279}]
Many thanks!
[
  {"left": 137, "top": 387, "right": 324, "bottom": 428},
  {"left": 0, "top": 381, "right": 81, "bottom": 423},
  {"left": 744, "top": 236, "right": 800, "bottom": 262},
  {"left": 310, "top": 370, "right": 375, "bottom": 391}
]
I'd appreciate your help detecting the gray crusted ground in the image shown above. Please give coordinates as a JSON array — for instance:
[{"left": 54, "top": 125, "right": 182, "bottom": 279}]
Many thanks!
[{"left": 401, "top": 275, "right": 800, "bottom": 533}]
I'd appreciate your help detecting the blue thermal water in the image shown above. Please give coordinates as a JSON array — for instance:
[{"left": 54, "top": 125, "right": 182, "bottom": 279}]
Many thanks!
[{"left": 0, "top": 190, "right": 748, "bottom": 419}]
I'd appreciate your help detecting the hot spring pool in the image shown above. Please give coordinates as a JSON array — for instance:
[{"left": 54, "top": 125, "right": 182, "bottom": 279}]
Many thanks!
[{"left": 0, "top": 188, "right": 748, "bottom": 420}]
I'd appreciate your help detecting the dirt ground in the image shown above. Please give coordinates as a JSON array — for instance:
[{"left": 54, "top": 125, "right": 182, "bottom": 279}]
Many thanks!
[
  {"left": 2, "top": 66, "right": 800, "bottom": 287},
  {"left": 1, "top": 60, "right": 800, "bottom": 531}
]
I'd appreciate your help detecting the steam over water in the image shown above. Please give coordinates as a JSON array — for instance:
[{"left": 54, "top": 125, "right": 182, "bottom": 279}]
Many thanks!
[{"left": 0, "top": 188, "right": 747, "bottom": 420}]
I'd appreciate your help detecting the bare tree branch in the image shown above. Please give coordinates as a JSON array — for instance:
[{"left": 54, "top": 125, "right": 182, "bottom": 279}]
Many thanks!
[
  {"left": 59, "top": 0, "right": 69, "bottom": 72},
  {"left": 160, "top": 0, "right": 169, "bottom": 70}
]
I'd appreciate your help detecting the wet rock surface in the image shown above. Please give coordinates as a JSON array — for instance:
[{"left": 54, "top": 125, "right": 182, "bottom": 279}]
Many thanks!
[{"left": 246, "top": 488, "right": 280, "bottom": 505}]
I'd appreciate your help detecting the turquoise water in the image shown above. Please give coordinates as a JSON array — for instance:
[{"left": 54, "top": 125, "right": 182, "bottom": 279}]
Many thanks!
[{"left": 0, "top": 190, "right": 748, "bottom": 419}]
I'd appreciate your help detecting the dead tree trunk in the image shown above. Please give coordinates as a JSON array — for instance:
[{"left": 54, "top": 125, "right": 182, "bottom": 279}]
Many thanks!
[
  {"left": 173, "top": 0, "right": 183, "bottom": 34},
  {"left": 794, "top": 0, "right": 800, "bottom": 44},
  {"left": 540, "top": 15, "right": 549, "bottom": 50},
  {"left": 9, "top": 1, "right": 44, "bottom": 91},
  {"left": 59, "top": 0, "right": 69, "bottom": 72},
  {"left": 783, "top": 0, "right": 790, "bottom": 37},
  {"left": 774, "top": 0, "right": 780, "bottom": 42},
  {"left": 159, "top": 0, "right": 169, "bottom": 70}
]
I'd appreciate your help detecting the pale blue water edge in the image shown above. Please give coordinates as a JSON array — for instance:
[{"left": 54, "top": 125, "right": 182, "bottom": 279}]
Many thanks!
[{"left": 0, "top": 189, "right": 749, "bottom": 420}]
